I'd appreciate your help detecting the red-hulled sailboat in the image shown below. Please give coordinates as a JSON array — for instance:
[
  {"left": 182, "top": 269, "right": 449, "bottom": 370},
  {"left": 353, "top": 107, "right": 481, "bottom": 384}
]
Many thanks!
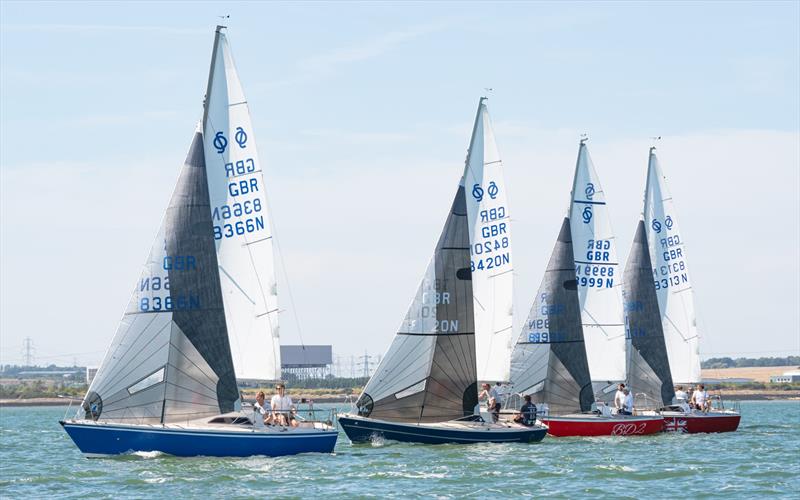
[
  {"left": 624, "top": 147, "right": 740, "bottom": 434},
  {"left": 507, "top": 140, "right": 663, "bottom": 437}
]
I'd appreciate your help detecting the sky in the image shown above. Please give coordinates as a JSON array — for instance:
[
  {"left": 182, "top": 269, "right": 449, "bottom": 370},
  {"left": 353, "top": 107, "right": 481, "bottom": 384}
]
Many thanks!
[{"left": 1, "top": 1, "right": 798, "bottom": 368}]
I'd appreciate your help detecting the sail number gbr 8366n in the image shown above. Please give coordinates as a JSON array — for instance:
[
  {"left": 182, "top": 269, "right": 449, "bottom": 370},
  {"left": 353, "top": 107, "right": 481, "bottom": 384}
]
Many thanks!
[{"left": 211, "top": 155, "right": 266, "bottom": 240}]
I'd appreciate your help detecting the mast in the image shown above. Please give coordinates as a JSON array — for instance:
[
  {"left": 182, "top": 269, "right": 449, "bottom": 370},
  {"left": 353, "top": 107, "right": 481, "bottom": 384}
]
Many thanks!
[{"left": 202, "top": 25, "right": 226, "bottom": 127}]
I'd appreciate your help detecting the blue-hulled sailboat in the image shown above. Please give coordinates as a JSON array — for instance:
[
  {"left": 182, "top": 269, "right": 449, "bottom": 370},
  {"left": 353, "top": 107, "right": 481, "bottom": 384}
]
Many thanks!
[
  {"left": 338, "top": 98, "right": 547, "bottom": 445},
  {"left": 60, "top": 26, "right": 337, "bottom": 458}
]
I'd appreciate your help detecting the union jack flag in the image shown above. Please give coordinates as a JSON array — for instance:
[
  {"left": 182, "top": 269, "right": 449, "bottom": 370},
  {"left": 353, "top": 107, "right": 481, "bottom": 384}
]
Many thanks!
[{"left": 664, "top": 418, "right": 688, "bottom": 433}]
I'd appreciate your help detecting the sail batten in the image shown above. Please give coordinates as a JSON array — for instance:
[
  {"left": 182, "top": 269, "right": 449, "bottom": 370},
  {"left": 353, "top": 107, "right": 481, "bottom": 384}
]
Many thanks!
[
  {"left": 510, "top": 217, "right": 593, "bottom": 414},
  {"left": 83, "top": 131, "right": 239, "bottom": 424},
  {"left": 568, "top": 144, "right": 627, "bottom": 385},
  {"left": 644, "top": 150, "right": 701, "bottom": 384},
  {"left": 624, "top": 220, "right": 675, "bottom": 406},
  {"left": 463, "top": 99, "right": 514, "bottom": 383},
  {"left": 357, "top": 184, "right": 477, "bottom": 423},
  {"left": 203, "top": 29, "right": 281, "bottom": 381}
]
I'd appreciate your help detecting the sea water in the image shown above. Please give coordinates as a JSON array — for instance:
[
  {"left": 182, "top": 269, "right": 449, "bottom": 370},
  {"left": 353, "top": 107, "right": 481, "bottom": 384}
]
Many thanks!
[{"left": 0, "top": 401, "right": 798, "bottom": 498}]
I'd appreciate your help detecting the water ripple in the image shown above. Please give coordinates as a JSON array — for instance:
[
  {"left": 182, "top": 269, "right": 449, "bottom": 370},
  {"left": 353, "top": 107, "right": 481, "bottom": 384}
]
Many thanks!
[{"left": 0, "top": 401, "right": 798, "bottom": 497}]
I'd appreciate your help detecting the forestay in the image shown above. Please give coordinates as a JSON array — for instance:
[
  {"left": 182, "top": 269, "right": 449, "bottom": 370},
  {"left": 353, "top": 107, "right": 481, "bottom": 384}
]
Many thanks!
[
  {"left": 568, "top": 142, "right": 626, "bottom": 385},
  {"left": 644, "top": 149, "right": 701, "bottom": 384},
  {"left": 623, "top": 220, "right": 675, "bottom": 406},
  {"left": 83, "top": 130, "right": 239, "bottom": 424},
  {"left": 510, "top": 218, "right": 593, "bottom": 414},
  {"left": 203, "top": 27, "right": 281, "bottom": 381},
  {"left": 463, "top": 98, "right": 514, "bottom": 383},
  {"left": 356, "top": 186, "right": 478, "bottom": 423}
]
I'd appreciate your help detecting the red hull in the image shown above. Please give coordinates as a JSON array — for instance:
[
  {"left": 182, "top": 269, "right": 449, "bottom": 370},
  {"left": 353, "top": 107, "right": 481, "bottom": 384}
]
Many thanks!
[
  {"left": 541, "top": 415, "right": 664, "bottom": 437},
  {"left": 662, "top": 412, "right": 740, "bottom": 433}
]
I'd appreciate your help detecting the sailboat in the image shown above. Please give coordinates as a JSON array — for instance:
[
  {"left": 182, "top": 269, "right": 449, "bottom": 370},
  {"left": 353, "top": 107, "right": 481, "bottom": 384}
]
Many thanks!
[
  {"left": 337, "top": 98, "right": 546, "bottom": 445},
  {"left": 625, "top": 147, "right": 740, "bottom": 433},
  {"left": 508, "top": 139, "right": 663, "bottom": 437},
  {"left": 60, "top": 26, "right": 338, "bottom": 457}
]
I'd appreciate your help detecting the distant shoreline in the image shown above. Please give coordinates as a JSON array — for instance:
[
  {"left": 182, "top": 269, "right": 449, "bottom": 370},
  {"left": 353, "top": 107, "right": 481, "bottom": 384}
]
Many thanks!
[
  {"left": 0, "top": 396, "right": 356, "bottom": 407},
  {"left": 2, "top": 390, "right": 798, "bottom": 408}
]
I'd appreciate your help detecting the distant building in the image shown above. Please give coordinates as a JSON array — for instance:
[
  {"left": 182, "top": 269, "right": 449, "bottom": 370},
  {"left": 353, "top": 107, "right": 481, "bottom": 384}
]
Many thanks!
[
  {"left": 86, "top": 367, "right": 98, "bottom": 385},
  {"left": 770, "top": 371, "right": 800, "bottom": 383},
  {"left": 280, "top": 345, "right": 332, "bottom": 380}
]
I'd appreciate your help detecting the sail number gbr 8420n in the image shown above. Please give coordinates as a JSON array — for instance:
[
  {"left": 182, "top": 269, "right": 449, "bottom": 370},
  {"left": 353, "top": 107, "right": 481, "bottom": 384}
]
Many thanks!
[
  {"left": 211, "top": 157, "right": 266, "bottom": 240},
  {"left": 470, "top": 206, "right": 510, "bottom": 272}
]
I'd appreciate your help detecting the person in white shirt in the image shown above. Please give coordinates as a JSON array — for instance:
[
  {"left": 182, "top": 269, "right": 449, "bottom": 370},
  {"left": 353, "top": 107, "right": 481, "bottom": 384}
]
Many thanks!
[
  {"left": 690, "top": 384, "right": 709, "bottom": 412},
  {"left": 621, "top": 388, "right": 634, "bottom": 415},
  {"left": 478, "top": 383, "right": 500, "bottom": 422},
  {"left": 674, "top": 386, "right": 688, "bottom": 402},
  {"left": 253, "top": 390, "right": 272, "bottom": 426},
  {"left": 271, "top": 383, "right": 298, "bottom": 427},
  {"left": 613, "top": 383, "right": 626, "bottom": 412}
]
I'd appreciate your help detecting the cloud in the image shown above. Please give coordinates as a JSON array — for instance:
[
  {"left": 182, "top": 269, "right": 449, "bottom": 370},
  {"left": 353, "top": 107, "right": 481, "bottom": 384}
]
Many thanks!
[
  {"left": 0, "top": 23, "right": 206, "bottom": 35},
  {"left": 265, "top": 21, "right": 450, "bottom": 88}
]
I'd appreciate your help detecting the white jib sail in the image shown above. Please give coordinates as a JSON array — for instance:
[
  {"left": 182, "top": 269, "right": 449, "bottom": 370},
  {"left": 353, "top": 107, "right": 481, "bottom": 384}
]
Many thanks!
[
  {"left": 568, "top": 142, "right": 627, "bottom": 383},
  {"left": 644, "top": 149, "right": 701, "bottom": 384},
  {"left": 202, "top": 27, "right": 281, "bottom": 381},
  {"left": 463, "top": 98, "right": 514, "bottom": 383}
]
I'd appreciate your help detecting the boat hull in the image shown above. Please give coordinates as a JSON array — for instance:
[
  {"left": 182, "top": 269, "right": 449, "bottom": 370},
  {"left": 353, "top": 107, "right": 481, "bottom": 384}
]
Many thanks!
[
  {"left": 541, "top": 414, "right": 664, "bottom": 437},
  {"left": 661, "top": 412, "right": 741, "bottom": 433},
  {"left": 60, "top": 420, "right": 338, "bottom": 458},
  {"left": 338, "top": 415, "right": 547, "bottom": 445}
]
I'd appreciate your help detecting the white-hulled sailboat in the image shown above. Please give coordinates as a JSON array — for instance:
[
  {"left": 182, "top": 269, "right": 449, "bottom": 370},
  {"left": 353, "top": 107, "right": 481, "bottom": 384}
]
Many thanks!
[
  {"left": 509, "top": 139, "right": 663, "bottom": 436},
  {"left": 625, "top": 147, "right": 740, "bottom": 433},
  {"left": 60, "top": 26, "right": 338, "bottom": 457},
  {"left": 337, "top": 98, "right": 546, "bottom": 445}
]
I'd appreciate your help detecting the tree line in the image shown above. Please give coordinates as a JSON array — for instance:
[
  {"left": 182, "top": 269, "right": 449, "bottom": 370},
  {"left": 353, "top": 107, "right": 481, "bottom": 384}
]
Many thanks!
[{"left": 701, "top": 356, "right": 800, "bottom": 369}]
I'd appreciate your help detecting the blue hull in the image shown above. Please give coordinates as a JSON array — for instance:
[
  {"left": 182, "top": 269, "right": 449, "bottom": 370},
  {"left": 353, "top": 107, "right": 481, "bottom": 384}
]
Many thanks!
[
  {"left": 60, "top": 420, "right": 337, "bottom": 458},
  {"left": 338, "top": 416, "right": 547, "bottom": 445}
]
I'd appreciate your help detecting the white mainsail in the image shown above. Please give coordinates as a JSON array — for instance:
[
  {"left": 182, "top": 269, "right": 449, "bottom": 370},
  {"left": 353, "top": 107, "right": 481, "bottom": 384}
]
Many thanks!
[
  {"left": 568, "top": 142, "right": 627, "bottom": 385},
  {"left": 644, "top": 149, "right": 701, "bottom": 384},
  {"left": 463, "top": 98, "right": 514, "bottom": 383},
  {"left": 202, "top": 27, "right": 281, "bottom": 381}
]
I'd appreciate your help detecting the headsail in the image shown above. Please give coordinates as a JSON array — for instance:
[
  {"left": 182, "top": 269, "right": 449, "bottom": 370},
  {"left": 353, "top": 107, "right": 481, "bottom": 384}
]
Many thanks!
[
  {"left": 644, "top": 149, "right": 701, "bottom": 384},
  {"left": 83, "top": 129, "right": 239, "bottom": 424},
  {"left": 463, "top": 98, "right": 514, "bottom": 383},
  {"left": 510, "top": 218, "right": 593, "bottom": 414},
  {"left": 202, "top": 26, "right": 281, "bottom": 381},
  {"left": 623, "top": 220, "right": 675, "bottom": 406},
  {"left": 356, "top": 186, "right": 477, "bottom": 423},
  {"left": 568, "top": 142, "right": 627, "bottom": 387}
]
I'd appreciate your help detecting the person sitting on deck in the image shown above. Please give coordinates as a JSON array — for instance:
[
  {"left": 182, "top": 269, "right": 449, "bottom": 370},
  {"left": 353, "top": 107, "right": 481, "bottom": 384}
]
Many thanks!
[
  {"left": 513, "top": 395, "right": 538, "bottom": 426},
  {"left": 253, "top": 390, "right": 272, "bottom": 426},
  {"left": 613, "top": 383, "right": 626, "bottom": 413},
  {"left": 271, "top": 383, "right": 298, "bottom": 427},
  {"left": 674, "top": 385, "right": 688, "bottom": 402},
  {"left": 690, "top": 384, "right": 709, "bottom": 413},
  {"left": 617, "top": 388, "right": 634, "bottom": 415},
  {"left": 478, "top": 383, "right": 501, "bottom": 423}
]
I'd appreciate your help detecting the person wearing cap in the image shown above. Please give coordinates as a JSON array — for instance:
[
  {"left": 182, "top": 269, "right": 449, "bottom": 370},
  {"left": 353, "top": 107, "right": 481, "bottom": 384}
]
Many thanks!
[
  {"left": 271, "top": 383, "right": 298, "bottom": 427},
  {"left": 513, "top": 395, "right": 537, "bottom": 426}
]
